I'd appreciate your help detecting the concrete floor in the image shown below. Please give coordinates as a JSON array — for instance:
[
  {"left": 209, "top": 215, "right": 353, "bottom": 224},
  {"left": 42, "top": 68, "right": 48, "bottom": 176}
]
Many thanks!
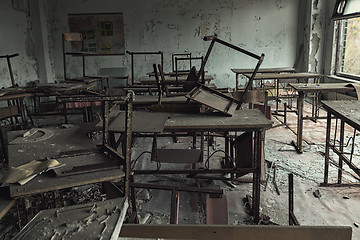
[
  {"left": 2, "top": 99, "right": 360, "bottom": 239},
  {"left": 130, "top": 100, "right": 360, "bottom": 239}
]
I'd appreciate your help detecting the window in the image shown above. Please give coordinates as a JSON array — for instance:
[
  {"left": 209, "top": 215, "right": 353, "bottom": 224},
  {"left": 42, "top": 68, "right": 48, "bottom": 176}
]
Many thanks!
[{"left": 333, "top": 0, "right": 360, "bottom": 79}]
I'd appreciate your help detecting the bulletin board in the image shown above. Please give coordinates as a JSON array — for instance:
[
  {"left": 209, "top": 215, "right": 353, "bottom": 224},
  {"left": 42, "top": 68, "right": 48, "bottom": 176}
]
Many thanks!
[{"left": 68, "top": 13, "right": 125, "bottom": 55}]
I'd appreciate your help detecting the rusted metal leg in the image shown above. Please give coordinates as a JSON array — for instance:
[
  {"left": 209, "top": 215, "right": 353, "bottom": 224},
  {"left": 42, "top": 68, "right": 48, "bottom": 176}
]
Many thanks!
[
  {"left": 64, "top": 102, "right": 68, "bottom": 124},
  {"left": 129, "top": 175, "right": 138, "bottom": 223},
  {"left": 338, "top": 120, "right": 345, "bottom": 184},
  {"left": 275, "top": 79, "right": 279, "bottom": 114},
  {"left": 200, "top": 132, "right": 204, "bottom": 163},
  {"left": 124, "top": 93, "right": 133, "bottom": 198},
  {"left": 102, "top": 100, "right": 110, "bottom": 145},
  {"left": 292, "top": 91, "right": 304, "bottom": 153},
  {"left": 252, "top": 131, "right": 261, "bottom": 224},
  {"left": 283, "top": 102, "right": 287, "bottom": 125},
  {"left": 170, "top": 190, "right": 179, "bottom": 224},
  {"left": 225, "top": 132, "right": 229, "bottom": 166},
  {"left": 289, "top": 173, "right": 299, "bottom": 225},
  {"left": 324, "top": 112, "right": 332, "bottom": 185}
]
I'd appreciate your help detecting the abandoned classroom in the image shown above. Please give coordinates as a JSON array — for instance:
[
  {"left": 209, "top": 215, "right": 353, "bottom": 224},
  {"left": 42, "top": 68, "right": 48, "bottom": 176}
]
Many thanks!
[{"left": 0, "top": 0, "right": 359, "bottom": 239}]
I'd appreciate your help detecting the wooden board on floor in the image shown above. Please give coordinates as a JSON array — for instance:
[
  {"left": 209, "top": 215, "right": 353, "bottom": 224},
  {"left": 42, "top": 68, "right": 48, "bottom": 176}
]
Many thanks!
[{"left": 120, "top": 224, "right": 352, "bottom": 240}]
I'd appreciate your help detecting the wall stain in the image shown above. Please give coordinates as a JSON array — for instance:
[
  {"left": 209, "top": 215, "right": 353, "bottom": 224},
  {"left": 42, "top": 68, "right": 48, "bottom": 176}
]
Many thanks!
[{"left": 275, "top": 0, "right": 283, "bottom": 10}]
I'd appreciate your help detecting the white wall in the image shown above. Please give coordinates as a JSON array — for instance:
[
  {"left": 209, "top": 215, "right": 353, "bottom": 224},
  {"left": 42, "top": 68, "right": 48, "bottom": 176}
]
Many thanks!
[
  {"left": 0, "top": 0, "right": 39, "bottom": 87},
  {"left": 44, "top": 0, "right": 300, "bottom": 88}
]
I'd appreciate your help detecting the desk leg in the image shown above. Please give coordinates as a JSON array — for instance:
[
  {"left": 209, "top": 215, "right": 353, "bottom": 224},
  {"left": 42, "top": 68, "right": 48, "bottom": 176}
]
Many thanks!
[
  {"left": 252, "top": 130, "right": 261, "bottom": 223},
  {"left": 324, "top": 112, "right": 332, "bottom": 185},
  {"left": 276, "top": 79, "right": 279, "bottom": 114},
  {"left": 19, "top": 98, "right": 26, "bottom": 129},
  {"left": 293, "top": 91, "right": 304, "bottom": 153},
  {"left": 235, "top": 73, "right": 239, "bottom": 91},
  {"left": 338, "top": 120, "right": 345, "bottom": 184}
]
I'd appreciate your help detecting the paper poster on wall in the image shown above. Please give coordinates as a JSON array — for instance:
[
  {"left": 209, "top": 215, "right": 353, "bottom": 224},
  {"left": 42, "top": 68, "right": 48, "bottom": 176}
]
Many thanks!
[{"left": 68, "top": 13, "right": 125, "bottom": 55}]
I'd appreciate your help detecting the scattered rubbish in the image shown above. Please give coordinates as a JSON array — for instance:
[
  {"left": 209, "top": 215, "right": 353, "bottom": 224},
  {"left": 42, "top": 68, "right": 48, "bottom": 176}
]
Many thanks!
[
  {"left": 313, "top": 190, "right": 321, "bottom": 198},
  {"left": 343, "top": 196, "right": 350, "bottom": 199},
  {"left": 354, "top": 222, "right": 359, "bottom": 228}
]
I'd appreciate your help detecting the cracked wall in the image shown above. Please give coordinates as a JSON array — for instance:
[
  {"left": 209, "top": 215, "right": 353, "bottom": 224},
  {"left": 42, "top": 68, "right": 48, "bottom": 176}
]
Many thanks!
[
  {"left": 44, "top": 0, "right": 299, "bottom": 88},
  {"left": 0, "top": 0, "right": 39, "bottom": 87}
]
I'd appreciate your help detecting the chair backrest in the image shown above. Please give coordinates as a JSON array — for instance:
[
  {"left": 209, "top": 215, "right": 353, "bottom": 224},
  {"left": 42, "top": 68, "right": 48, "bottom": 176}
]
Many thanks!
[
  {"left": 232, "top": 89, "right": 270, "bottom": 119},
  {"left": 62, "top": 32, "right": 85, "bottom": 79},
  {"left": 153, "top": 64, "right": 163, "bottom": 104},
  {"left": 157, "top": 64, "right": 171, "bottom": 96}
]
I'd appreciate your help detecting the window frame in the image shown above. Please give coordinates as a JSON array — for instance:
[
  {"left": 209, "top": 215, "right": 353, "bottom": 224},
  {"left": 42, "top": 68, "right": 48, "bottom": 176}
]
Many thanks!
[{"left": 333, "top": 2, "right": 360, "bottom": 80}]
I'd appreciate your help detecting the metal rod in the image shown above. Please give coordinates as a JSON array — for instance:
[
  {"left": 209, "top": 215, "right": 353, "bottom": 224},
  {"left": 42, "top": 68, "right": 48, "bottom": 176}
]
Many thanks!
[
  {"left": 130, "top": 182, "right": 223, "bottom": 194},
  {"left": 125, "top": 92, "right": 133, "bottom": 198},
  {"left": 338, "top": 120, "right": 345, "bottom": 184},
  {"left": 324, "top": 112, "right": 332, "bottom": 185},
  {"left": 170, "top": 190, "right": 179, "bottom": 224},
  {"left": 133, "top": 168, "right": 256, "bottom": 175}
]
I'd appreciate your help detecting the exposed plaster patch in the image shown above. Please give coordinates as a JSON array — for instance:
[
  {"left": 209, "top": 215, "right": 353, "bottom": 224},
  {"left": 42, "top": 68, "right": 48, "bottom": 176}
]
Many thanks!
[
  {"left": 194, "top": 13, "right": 220, "bottom": 37},
  {"left": 312, "top": 13, "right": 319, "bottom": 31},
  {"left": 167, "top": 24, "right": 179, "bottom": 30},
  {"left": 145, "top": 20, "right": 156, "bottom": 32},
  {"left": 310, "top": 33, "right": 320, "bottom": 72},
  {"left": 12, "top": 0, "right": 29, "bottom": 13},
  {"left": 313, "top": 0, "right": 319, "bottom": 10}
]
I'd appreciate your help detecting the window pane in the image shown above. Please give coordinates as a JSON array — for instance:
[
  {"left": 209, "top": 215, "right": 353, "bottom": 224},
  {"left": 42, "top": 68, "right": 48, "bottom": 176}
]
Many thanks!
[{"left": 341, "top": 17, "right": 360, "bottom": 75}]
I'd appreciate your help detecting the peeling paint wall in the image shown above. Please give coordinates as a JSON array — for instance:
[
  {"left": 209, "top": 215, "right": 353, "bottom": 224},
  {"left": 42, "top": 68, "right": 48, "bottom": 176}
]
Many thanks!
[
  {"left": 43, "top": 0, "right": 299, "bottom": 88},
  {"left": 0, "top": 0, "right": 39, "bottom": 87}
]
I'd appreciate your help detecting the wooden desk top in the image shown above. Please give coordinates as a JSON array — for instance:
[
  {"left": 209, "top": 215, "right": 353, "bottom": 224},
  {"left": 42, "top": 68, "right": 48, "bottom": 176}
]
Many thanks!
[
  {"left": 288, "top": 83, "right": 356, "bottom": 93},
  {"left": 108, "top": 109, "right": 272, "bottom": 133},
  {"left": 7, "top": 126, "right": 124, "bottom": 197},
  {"left": 243, "top": 72, "right": 322, "bottom": 80},
  {"left": 231, "top": 67, "right": 295, "bottom": 74},
  {"left": 139, "top": 75, "right": 213, "bottom": 84},
  {"left": 321, "top": 100, "right": 360, "bottom": 130},
  {"left": 27, "top": 82, "right": 96, "bottom": 94},
  {"left": 127, "top": 95, "right": 189, "bottom": 105}
]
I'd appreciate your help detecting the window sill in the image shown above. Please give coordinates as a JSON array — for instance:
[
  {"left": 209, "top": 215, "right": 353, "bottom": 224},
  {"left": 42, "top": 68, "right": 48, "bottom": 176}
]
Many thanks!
[{"left": 325, "top": 75, "right": 360, "bottom": 84}]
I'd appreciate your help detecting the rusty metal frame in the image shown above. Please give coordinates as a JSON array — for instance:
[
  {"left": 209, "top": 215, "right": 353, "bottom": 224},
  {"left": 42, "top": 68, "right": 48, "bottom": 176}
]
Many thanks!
[
  {"left": 126, "top": 51, "right": 164, "bottom": 85},
  {"left": 197, "top": 35, "right": 265, "bottom": 107},
  {"left": 130, "top": 182, "right": 223, "bottom": 224},
  {"left": 0, "top": 53, "right": 19, "bottom": 87}
]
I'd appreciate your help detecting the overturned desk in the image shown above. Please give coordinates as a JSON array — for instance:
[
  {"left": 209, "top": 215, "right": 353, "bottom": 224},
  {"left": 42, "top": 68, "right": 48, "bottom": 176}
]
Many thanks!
[
  {"left": 108, "top": 109, "right": 272, "bottom": 223},
  {"left": 289, "top": 83, "right": 356, "bottom": 153}
]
